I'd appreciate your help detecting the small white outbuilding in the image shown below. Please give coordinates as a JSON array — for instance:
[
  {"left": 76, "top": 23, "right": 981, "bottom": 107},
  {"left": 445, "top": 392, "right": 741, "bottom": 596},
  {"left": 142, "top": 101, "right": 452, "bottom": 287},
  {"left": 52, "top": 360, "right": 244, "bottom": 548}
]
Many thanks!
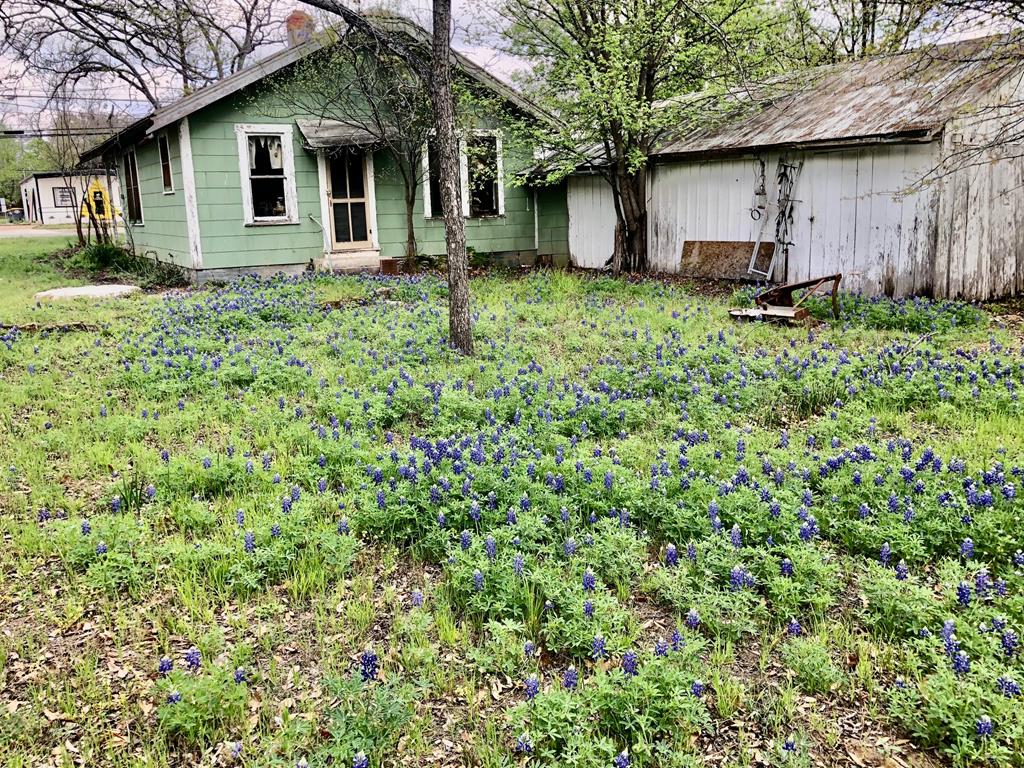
[
  {"left": 19, "top": 170, "right": 120, "bottom": 228},
  {"left": 567, "top": 36, "right": 1024, "bottom": 300}
]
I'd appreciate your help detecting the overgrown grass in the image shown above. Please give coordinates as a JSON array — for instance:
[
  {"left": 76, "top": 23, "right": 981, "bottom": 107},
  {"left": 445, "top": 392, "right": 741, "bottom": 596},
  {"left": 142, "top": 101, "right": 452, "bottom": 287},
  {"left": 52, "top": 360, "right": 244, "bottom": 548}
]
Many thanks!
[{"left": 1, "top": 241, "right": 1022, "bottom": 768}]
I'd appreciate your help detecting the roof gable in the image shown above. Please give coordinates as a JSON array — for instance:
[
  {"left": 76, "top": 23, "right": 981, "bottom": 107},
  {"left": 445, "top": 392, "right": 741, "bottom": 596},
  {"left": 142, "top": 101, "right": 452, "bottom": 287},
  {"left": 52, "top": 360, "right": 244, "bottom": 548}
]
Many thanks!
[{"left": 81, "top": 13, "right": 545, "bottom": 163}]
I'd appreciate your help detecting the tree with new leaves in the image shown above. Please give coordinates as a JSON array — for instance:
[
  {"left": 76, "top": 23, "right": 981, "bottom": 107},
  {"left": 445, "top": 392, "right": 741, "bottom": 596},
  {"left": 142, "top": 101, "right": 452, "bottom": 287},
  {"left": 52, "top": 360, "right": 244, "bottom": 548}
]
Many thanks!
[{"left": 500, "top": 0, "right": 800, "bottom": 273}]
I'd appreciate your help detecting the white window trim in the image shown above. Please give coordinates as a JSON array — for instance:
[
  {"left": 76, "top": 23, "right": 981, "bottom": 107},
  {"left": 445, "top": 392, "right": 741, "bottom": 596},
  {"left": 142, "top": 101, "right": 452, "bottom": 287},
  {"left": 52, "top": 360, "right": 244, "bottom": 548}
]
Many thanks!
[
  {"left": 421, "top": 144, "right": 434, "bottom": 220},
  {"left": 179, "top": 117, "right": 203, "bottom": 270},
  {"left": 234, "top": 123, "right": 298, "bottom": 225},
  {"left": 422, "top": 129, "right": 505, "bottom": 220},
  {"left": 158, "top": 133, "right": 175, "bottom": 195}
]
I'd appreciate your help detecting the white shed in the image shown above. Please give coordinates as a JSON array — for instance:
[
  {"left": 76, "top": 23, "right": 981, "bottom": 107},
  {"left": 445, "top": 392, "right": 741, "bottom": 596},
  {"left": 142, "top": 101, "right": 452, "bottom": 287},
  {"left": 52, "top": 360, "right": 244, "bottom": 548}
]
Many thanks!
[
  {"left": 19, "top": 171, "right": 120, "bottom": 228},
  {"left": 567, "top": 37, "right": 1024, "bottom": 300}
]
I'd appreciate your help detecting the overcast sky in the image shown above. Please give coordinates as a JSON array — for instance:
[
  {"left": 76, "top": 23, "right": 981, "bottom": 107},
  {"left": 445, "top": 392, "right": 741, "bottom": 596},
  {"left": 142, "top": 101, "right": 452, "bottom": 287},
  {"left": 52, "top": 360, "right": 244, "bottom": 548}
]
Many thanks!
[{"left": 0, "top": 0, "right": 521, "bottom": 131}]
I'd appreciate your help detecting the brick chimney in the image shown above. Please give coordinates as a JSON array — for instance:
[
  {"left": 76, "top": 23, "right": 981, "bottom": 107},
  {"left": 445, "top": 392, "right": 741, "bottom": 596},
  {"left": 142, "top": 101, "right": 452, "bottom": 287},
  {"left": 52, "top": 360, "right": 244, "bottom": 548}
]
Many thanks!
[{"left": 286, "top": 10, "right": 316, "bottom": 46}]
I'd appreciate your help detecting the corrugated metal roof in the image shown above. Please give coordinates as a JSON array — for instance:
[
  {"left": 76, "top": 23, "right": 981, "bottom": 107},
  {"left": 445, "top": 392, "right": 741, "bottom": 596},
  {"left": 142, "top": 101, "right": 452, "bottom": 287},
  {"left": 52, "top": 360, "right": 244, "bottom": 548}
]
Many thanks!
[{"left": 654, "top": 35, "right": 1023, "bottom": 159}]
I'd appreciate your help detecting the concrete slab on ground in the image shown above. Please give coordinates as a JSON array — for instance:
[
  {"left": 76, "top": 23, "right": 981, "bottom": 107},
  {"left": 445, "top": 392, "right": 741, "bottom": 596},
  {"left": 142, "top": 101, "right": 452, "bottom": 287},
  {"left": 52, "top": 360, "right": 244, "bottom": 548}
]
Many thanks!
[{"left": 34, "top": 284, "right": 141, "bottom": 302}]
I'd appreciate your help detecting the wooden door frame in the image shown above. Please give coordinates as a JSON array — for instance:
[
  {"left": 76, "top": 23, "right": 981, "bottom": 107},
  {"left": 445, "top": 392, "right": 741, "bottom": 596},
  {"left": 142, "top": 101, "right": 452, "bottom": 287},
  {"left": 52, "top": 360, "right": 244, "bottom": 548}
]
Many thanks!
[{"left": 317, "top": 149, "right": 379, "bottom": 253}]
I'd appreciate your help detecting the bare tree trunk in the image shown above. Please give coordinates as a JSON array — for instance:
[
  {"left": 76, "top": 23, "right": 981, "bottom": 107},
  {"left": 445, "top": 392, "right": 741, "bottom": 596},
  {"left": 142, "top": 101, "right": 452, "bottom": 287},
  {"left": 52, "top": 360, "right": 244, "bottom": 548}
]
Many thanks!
[
  {"left": 430, "top": 0, "right": 473, "bottom": 355},
  {"left": 404, "top": 181, "right": 419, "bottom": 272}
]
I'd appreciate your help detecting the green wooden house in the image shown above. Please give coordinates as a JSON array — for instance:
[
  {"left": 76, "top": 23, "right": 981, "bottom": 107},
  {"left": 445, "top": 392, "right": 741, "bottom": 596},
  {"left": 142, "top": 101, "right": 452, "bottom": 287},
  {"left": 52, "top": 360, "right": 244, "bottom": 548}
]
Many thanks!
[{"left": 82, "top": 16, "right": 569, "bottom": 282}]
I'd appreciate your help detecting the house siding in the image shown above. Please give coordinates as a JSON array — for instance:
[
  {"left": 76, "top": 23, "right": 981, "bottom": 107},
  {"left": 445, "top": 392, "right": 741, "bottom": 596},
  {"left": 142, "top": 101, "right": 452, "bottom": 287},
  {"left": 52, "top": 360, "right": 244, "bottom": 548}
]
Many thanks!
[
  {"left": 187, "top": 97, "right": 324, "bottom": 271},
  {"left": 119, "top": 76, "right": 564, "bottom": 275},
  {"left": 121, "top": 129, "right": 190, "bottom": 267}
]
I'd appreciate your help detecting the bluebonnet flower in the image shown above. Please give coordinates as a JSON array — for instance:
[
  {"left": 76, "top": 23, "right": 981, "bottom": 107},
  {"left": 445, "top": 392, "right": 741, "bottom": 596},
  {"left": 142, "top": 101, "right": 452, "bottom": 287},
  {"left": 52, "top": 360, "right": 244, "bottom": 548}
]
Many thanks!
[
  {"left": 730, "top": 524, "right": 742, "bottom": 549},
  {"left": 686, "top": 608, "right": 700, "bottom": 629},
  {"left": 96, "top": 541, "right": 108, "bottom": 555},
  {"left": 583, "top": 600, "right": 594, "bottom": 619},
  {"left": 234, "top": 667, "right": 246, "bottom": 684},
  {"left": 1002, "top": 629, "right": 1019, "bottom": 657},
  {"left": 729, "top": 565, "right": 754, "bottom": 591},
  {"left": 184, "top": 646, "right": 201, "bottom": 671},
  {"left": 956, "top": 582, "right": 971, "bottom": 607},
  {"left": 337, "top": 517, "right": 350, "bottom": 535},
  {"left": 244, "top": 531, "right": 255, "bottom": 553},
  {"left": 202, "top": 457, "right": 212, "bottom": 470},
  {"left": 524, "top": 673, "right": 540, "bottom": 700},
  {"left": 961, "top": 538, "right": 974, "bottom": 559},
  {"left": 976, "top": 716, "right": 993, "bottom": 737},
  {"left": 271, "top": 524, "right": 281, "bottom": 538},
  {"left": 690, "top": 679, "right": 706, "bottom": 697},
  {"left": 895, "top": 561, "right": 909, "bottom": 581},
  {"left": 671, "top": 629, "right": 683, "bottom": 651},
  {"left": 473, "top": 569, "right": 484, "bottom": 592},
  {"left": 975, "top": 568, "right": 992, "bottom": 597},
  {"left": 952, "top": 650, "right": 970, "bottom": 676},
  {"left": 613, "top": 750, "right": 630, "bottom": 768},
  {"left": 787, "top": 618, "right": 802, "bottom": 636},
  {"left": 485, "top": 536, "right": 497, "bottom": 559},
  {"left": 158, "top": 657, "right": 173, "bottom": 675},
  {"left": 798, "top": 517, "right": 818, "bottom": 541},
  {"left": 360, "top": 647, "right": 378, "bottom": 682},
  {"left": 592, "top": 635, "right": 606, "bottom": 659},
  {"left": 583, "top": 569, "right": 596, "bottom": 592},
  {"left": 621, "top": 650, "right": 639, "bottom": 676},
  {"left": 655, "top": 638, "right": 669, "bottom": 656},
  {"left": 664, "top": 543, "right": 678, "bottom": 566},
  {"left": 783, "top": 736, "right": 796, "bottom": 753},
  {"left": 167, "top": 690, "right": 182, "bottom": 704},
  {"left": 513, "top": 552, "right": 525, "bottom": 577},
  {"left": 111, "top": 497, "right": 122, "bottom": 513},
  {"left": 562, "top": 666, "right": 578, "bottom": 690},
  {"left": 564, "top": 537, "right": 577, "bottom": 557},
  {"left": 997, "top": 675, "right": 1021, "bottom": 697},
  {"left": 524, "top": 640, "right": 536, "bottom": 658},
  {"left": 352, "top": 752, "right": 369, "bottom": 768},
  {"left": 687, "top": 542, "right": 697, "bottom": 562},
  {"left": 81, "top": 520, "right": 91, "bottom": 535},
  {"left": 879, "top": 542, "right": 892, "bottom": 566},
  {"left": 514, "top": 734, "right": 533, "bottom": 754},
  {"left": 460, "top": 530, "right": 472, "bottom": 550},
  {"left": 780, "top": 558, "right": 794, "bottom": 577}
]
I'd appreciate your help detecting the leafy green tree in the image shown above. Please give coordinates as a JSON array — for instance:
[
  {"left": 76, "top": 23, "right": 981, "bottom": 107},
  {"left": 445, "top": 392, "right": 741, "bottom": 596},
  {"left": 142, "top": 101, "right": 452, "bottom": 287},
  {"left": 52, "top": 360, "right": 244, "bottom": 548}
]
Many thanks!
[
  {"left": 0, "top": 130, "right": 49, "bottom": 208},
  {"left": 500, "top": 0, "right": 797, "bottom": 273}
]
